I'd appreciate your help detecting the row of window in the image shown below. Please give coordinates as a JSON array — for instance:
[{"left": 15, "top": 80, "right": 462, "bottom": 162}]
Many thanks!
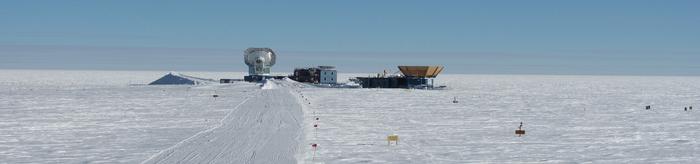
[{"left": 322, "top": 70, "right": 336, "bottom": 83}]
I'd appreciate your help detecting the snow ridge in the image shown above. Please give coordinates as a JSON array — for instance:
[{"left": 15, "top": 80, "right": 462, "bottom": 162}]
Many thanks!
[{"left": 261, "top": 79, "right": 278, "bottom": 90}]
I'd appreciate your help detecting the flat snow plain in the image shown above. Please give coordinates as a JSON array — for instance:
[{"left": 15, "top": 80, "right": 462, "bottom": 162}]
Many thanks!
[
  {"left": 2, "top": 70, "right": 700, "bottom": 163},
  {"left": 302, "top": 74, "right": 700, "bottom": 163}
]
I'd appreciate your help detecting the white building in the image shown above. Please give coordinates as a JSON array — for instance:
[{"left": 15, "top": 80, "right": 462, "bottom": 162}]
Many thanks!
[{"left": 319, "top": 66, "right": 337, "bottom": 84}]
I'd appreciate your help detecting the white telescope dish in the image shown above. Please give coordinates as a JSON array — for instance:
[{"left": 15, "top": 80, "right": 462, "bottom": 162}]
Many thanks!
[{"left": 244, "top": 48, "right": 276, "bottom": 75}]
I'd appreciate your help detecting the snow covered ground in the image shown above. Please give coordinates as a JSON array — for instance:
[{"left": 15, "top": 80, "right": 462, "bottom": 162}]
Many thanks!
[
  {"left": 2, "top": 70, "right": 700, "bottom": 163},
  {"left": 143, "top": 80, "right": 304, "bottom": 164},
  {"left": 0, "top": 70, "right": 256, "bottom": 163},
  {"left": 301, "top": 75, "right": 700, "bottom": 163}
]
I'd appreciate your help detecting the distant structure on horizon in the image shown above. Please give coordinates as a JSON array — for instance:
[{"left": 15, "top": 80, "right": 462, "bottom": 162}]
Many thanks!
[
  {"left": 150, "top": 47, "right": 444, "bottom": 88},
  {"left": 243, "top": 47, "right": 285, "bottom": 82},
  {"left": 352, "top": 66, "right": 445, "bottom": 89},
  {"left": 290, "top": 66, "right": 337, "bottom": 84},
  {"left": 244, "top": 48, "right": 276, "bottom": 76},
  {"left": 149, "top": 72, "right": 217, "bottom": 85},
  {"left": 319, "top": 66, "right": 337, "bottom": 84}
]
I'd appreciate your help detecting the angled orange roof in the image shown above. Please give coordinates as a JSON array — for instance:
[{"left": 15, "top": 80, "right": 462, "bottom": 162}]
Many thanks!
[{"left": 398, "top": 66, "right": 444, "bottom": 78}]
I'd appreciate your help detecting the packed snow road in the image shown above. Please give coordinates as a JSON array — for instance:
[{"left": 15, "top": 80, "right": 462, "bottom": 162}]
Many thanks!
[
  {"left": 143, "top": 80, "right": 304, "bottom": 164},
  {"left": 0, "top": 70, "right": 307, "bottom": 163},
  {"left": 0, "top": 70, "right": 305, "bottom": 163}
]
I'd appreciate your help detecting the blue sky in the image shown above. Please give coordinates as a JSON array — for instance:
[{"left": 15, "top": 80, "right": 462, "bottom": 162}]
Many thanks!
[{"left": 1, "top": 1, "right": 699, "bottom": 75}]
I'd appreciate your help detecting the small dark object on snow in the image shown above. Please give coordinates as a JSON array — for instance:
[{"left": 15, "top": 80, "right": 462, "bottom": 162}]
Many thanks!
[
  {"left": 452, "top": 96, "right": 459, "bottom": 103},
  {"left": 212, "top": 95, "right": 219, "bottom": 98},
  {"left": 645, "top": 105, "right": 651, "bottom": 110},
  {"left": 515, "top": 122, "right": 526, "bottom": 137}
]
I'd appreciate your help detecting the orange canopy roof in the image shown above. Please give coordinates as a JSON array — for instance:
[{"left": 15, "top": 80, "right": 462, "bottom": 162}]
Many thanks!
[{"left": 398, "top": 66, "right": 444, "bottom": 78}]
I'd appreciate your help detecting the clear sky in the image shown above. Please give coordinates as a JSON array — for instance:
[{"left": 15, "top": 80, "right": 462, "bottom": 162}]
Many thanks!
[{"left": 1, "top": 0, "right": 699, "bottom": 75}]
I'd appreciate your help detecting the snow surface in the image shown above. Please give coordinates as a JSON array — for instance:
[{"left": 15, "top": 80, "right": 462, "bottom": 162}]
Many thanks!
[
  {"left": 143, "top": 80, "right": 303, "bottom": 163},
  {"left": 261, "top": 79, "right": 279, "bottom": 90},
  {"left": 300, "top": 75, "right": 700, "bottom": 163},
  {"left": 0, "top": 70, "right": 254, "bottom": 163},
  {"left": 2, "top": 70, "right": 700, "bottom": 163}
]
